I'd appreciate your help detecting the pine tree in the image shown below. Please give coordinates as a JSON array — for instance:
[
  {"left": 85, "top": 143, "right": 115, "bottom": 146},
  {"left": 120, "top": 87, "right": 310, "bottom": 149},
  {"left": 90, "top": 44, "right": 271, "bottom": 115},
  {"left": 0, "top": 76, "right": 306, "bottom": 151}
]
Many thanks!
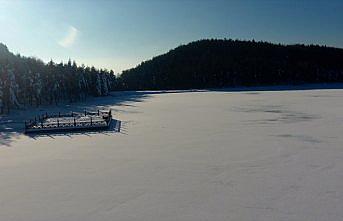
[
  {"left": 19, "top": 69, "right": 32, "bottom": 106},
  {"left": 27, "top": 70, "right": 34, "bottom": 105},
  {"left": 96, "top": 73, "right": 102, "bottom": 96},
  {"left": 78, "top": 71, "right": 88, "bottom": 100},
  {"left": 8, "top": 68, "right": 20, "bottom": 108},
  {"left": 101, "top": 73, "right": 109, "bottom": 95},
  {"left": 52, "top": 78, "right": 60, "bottom": 105},
  {"left": 32, "top": 72, "right": 43, "bottom": 106}
]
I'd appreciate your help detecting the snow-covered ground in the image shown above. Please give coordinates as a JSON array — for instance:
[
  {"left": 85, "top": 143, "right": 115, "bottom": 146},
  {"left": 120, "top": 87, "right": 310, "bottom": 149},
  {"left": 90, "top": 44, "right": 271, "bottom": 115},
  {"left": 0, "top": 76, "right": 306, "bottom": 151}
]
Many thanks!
[{"left": 1, "top": 88, "right": 343, "bottom": 221}]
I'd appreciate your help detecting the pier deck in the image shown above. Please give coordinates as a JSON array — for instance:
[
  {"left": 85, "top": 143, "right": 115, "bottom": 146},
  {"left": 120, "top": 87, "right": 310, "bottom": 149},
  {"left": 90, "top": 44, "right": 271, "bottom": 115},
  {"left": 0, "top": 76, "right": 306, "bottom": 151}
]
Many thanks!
[{"left": 24, "top": 110, "right": 112, "bottom": 134}]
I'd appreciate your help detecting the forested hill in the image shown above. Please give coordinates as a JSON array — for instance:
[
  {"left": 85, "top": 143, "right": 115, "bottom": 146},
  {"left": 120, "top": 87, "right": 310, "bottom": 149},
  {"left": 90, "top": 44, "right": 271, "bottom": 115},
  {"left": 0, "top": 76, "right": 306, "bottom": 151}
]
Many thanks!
[
  {"left": 2, "top": 39, "right": 343, "bottom": 114},
  {"left": 0, "top": 43, "right": 116, "bottom": 113},
  {"left": 119, "top": 39, "right": 343, "bottom": 90}
]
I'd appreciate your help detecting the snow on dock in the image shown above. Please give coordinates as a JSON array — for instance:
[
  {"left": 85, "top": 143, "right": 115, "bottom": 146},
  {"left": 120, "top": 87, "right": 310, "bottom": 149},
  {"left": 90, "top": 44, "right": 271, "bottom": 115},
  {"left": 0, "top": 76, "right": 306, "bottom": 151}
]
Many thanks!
[{"left": 24, "top": 110, "right": 112, "bottom": 134}]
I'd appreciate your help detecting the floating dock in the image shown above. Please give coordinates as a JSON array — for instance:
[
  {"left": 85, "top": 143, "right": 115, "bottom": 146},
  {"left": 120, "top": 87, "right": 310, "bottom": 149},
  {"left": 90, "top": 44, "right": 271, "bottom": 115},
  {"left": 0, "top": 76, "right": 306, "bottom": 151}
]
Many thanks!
[{"left": 24, "top": 110, "right": 112, "bottom": 134}]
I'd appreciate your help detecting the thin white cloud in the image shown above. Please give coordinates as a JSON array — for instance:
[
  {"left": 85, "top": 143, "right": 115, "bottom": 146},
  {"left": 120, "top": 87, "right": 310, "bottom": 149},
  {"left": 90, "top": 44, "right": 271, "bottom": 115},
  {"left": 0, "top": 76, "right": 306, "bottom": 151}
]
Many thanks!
[{"left": 58, "top": 26, "right": 79, "bottom": 48}]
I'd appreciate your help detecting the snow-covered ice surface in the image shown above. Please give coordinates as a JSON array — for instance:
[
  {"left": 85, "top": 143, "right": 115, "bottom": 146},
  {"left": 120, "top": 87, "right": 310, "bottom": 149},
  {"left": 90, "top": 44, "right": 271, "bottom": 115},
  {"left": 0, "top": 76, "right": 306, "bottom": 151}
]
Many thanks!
[{"left": 1, "top": 88, "right": 343, "bottom": 221}]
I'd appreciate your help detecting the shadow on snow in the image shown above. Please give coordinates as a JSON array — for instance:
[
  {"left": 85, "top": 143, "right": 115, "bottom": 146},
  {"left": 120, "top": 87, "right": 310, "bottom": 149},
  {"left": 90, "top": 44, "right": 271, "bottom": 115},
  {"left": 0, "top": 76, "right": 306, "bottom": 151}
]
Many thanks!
[{"left": 0, "top": 92, "right": 149, "bottom": 146}]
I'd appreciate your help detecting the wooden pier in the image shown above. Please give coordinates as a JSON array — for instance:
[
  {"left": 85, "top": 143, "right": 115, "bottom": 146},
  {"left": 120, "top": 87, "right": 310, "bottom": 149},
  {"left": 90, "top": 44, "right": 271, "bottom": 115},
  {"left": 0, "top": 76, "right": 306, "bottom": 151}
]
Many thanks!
[{"left": 24, "top": 110, "right": 112, "bottom": 134}]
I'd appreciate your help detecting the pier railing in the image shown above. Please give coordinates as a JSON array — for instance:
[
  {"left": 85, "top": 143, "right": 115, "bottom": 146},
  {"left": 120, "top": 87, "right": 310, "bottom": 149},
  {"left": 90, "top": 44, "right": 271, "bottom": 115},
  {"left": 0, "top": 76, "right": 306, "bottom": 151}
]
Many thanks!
[{"left": 24, "top": 110, "right": 112, "bottom": 133}]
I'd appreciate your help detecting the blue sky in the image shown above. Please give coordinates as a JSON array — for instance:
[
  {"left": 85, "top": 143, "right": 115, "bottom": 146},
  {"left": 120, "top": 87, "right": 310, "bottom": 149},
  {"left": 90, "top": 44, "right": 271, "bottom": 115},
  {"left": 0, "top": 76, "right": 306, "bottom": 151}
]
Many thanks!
[{"left": 0, "top": 0, "right": 342, "bottom": 73}]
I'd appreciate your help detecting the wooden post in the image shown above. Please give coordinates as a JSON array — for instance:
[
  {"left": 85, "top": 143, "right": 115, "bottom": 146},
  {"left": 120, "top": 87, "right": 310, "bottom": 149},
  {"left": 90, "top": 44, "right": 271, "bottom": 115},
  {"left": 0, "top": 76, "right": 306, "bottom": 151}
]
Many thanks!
[
  {"left": 57, "top": 119, "right": 59, "bottom": 127},
  {"left": 74, "top": 117, "right": 76, "bottom": 126},
  {"left": 98, "top": 110, "right": 100, "bottom": 116},
  {"left": 90, "top": 117, "right": 92, "bottom": 126},
  {"left": 85, "top": 110, "right": 87, "bottom": 116}
]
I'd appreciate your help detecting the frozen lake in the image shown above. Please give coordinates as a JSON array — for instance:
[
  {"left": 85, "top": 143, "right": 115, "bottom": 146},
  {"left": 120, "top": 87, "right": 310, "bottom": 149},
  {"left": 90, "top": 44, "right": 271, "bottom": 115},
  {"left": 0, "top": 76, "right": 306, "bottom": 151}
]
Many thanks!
[{"left": 1, "top": 88, "right": 343, "bottom": 221}]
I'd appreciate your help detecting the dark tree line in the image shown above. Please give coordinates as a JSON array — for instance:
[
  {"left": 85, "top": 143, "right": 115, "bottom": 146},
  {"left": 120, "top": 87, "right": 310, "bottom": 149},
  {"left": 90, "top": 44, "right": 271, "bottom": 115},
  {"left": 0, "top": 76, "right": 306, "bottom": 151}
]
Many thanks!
[
  {"left": 2, "top": 39, "right": 343, "bottom": 114},
  {"left": 0, "top": 43, "right": 116, "bottom": 114},
  {"left": 119, "top": 39, "right": 343, "bottom": 90}
]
